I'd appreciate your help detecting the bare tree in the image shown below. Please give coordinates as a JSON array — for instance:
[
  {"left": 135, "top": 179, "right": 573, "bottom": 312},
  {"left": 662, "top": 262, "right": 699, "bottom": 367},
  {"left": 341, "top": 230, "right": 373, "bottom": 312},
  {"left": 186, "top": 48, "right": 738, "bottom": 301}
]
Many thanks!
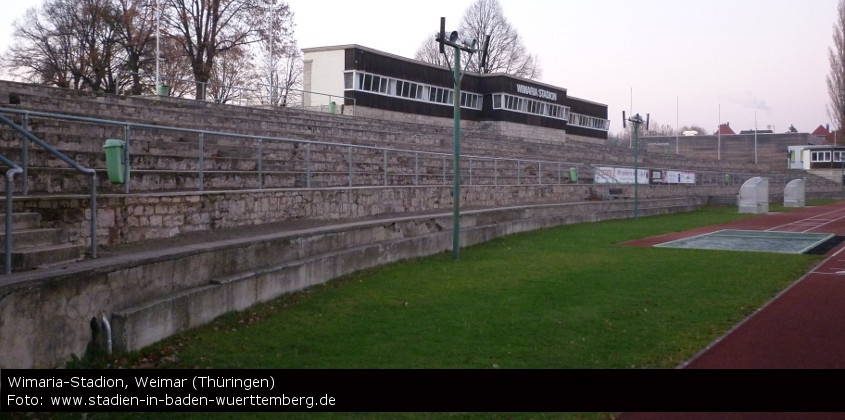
[
  {"left": 2, "top": 7, "right": 74, "bottom": 86},
  {"left": 249, "top": 0, "right": 298, "bottom": 106},
  {"left": 69, "top": 0, "right": 121, "bottom": 92},
  {"left": 162, "top": 0, "right": 266, "bottom": 100},
  {"left": 111, "top": 0, "right": 157, "bottom": 95},
  {"left": 2, "top": 0, "right": 300, "bottom": 103},
  {"left": 413, "top": 32, "right": 447, "bottom": 68},
  {"left": 643, "top": 120, "right": 675, "bottom": 137},
  {"left": 157, "top": 34, "right": 195, "bottom": 97},
  {"left": 414, "top": 0, "right": 541, "bottom": 80},
  {"left": 3, "top": 0, "right": 121, "bottom": 92},
  {"left": 267, "top": 48, "right": 303, "bottom": 106},
  {"left": 207, "top": 46, "right": 251, "bottom": 103},
  {"left": 829, "top": 0, "right": 845, "bottom": 132}
]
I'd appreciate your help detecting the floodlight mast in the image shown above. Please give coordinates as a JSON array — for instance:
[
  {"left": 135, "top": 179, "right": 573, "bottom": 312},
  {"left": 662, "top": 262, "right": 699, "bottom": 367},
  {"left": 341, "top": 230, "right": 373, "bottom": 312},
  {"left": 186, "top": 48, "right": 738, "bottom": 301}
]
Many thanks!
[
  {"left": 436, "top": 17, "right": 485, "bottom": 260},
  {"left": 625, "top": 112, "right": 648, "bottom": 219}
]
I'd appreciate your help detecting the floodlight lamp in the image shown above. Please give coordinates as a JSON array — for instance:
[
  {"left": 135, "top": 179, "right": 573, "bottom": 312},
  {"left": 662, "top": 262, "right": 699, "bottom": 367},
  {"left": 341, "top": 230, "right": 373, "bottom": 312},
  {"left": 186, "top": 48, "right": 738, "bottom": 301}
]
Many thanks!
[
  {"left": 462, "top": 38, "right": 477, "bottom": 50},
  {"left": 448, "top": 31, "right": 459, "bottom": 43}
]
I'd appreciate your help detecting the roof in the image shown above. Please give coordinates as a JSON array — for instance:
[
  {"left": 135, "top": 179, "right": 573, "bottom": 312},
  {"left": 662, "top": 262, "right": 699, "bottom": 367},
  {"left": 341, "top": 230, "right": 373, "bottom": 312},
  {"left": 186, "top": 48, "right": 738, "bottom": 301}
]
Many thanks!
[
  {"left": 812, "top": 125, "right": 831, "bottom": 136},
  {"left": 790, "top": 145, "right": 845, "bottom": 150},
  {"left": 715, "top": 123, "right": 735, "bottom": 135}
]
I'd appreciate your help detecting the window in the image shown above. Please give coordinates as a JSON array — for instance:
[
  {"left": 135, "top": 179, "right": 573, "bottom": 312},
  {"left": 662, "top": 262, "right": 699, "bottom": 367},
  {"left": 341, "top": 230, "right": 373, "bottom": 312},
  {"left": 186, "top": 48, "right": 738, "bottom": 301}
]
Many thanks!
[
  {"left": 346, "top": 71, "right": 482, "bottom": 110},
  {"left": 567, "top": 112, "right": 610, "bottom": 132},
  {"left": 811, "top": 151, "right": 832, "bottom": 162},
  {"left": 490, "top": 93, "right": 574, "bottom": 122}
]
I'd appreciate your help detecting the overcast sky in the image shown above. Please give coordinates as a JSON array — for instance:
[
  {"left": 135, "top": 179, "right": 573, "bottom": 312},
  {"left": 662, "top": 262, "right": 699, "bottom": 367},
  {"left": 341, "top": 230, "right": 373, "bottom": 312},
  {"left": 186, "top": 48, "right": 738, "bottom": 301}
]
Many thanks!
[{"left": 1, "top": 0, "right": 840, "bottom": 136}]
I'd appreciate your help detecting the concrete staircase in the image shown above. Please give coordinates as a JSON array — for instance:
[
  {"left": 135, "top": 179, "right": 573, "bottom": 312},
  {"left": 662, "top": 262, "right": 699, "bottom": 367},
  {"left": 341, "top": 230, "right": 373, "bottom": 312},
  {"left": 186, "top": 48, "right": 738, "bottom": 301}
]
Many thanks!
[
  {"left": 0, "top": 80, "right": 771, "bottom": 193},
  {"left": 0, "top": 212, "right": 82, "bottom": 271}
]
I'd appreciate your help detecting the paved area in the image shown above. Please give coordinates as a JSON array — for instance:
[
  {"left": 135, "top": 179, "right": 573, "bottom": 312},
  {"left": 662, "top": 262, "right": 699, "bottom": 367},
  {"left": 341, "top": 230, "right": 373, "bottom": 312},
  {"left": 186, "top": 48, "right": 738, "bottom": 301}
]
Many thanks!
[{"left": 621, "top": 202, "right": 845, "bottom": 419}]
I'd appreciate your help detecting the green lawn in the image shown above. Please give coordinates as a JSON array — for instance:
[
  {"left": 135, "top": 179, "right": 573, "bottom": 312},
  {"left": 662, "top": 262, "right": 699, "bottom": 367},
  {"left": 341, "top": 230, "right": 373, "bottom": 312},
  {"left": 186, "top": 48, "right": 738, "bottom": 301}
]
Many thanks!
[
  {"left": 46, "top": 204, "right": 830, "bottom": 420},
  {"left": 114, "top": 205, "right": 822, "bottom": 371}
]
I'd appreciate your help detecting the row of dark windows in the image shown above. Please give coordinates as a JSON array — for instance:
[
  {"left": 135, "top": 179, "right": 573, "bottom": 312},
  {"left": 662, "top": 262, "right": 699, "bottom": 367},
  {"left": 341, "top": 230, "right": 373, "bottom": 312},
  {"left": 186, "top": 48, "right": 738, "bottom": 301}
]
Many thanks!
[
  {"left": 345, "top": 71, "right": 483, "bottom": 110},
  {"left": 492, "top": 93, "right": 570, "bottom": 121},
  {"left": 343, "top": 70, "right": 609, "bottom": 131}
]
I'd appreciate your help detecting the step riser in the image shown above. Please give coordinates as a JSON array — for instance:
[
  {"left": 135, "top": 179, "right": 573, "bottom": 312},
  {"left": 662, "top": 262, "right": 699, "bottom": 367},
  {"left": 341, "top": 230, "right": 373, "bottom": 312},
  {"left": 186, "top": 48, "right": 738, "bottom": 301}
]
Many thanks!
[
  {"left": 0, "top": 214, "right": 42, "bottom": 230},
  {"left": 0, "top": 229, "right": 64, "bottom": 251},
  {"left": 12, "top": 245, "right": 82, "bottom": 271}
]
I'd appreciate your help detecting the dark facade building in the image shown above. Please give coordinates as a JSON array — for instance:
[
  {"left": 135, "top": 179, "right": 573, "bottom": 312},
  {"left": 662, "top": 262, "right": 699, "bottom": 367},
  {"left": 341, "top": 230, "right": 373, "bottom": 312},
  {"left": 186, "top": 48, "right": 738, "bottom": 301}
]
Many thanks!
[{"left": 303, "top": 45, "right": 609, "bottom": 141}]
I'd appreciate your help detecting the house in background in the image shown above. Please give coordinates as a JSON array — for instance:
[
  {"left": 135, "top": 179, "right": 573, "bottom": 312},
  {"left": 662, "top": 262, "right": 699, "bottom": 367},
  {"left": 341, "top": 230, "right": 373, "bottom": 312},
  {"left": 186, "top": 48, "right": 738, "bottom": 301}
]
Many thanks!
[
  {"left": 812, "top": 125, "right": 837, "bottom": 144},
  {"left": 715, "top": 122, "right": 736, "bottom": 135}
]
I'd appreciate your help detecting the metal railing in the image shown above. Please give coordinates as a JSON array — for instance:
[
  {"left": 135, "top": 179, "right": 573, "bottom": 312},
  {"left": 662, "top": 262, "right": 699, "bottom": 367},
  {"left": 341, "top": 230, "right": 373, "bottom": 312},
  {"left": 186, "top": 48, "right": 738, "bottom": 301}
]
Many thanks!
[
  {"left": 0, "top": 107, "right": 820, "bottom": 195},
  {"left": 0, "top": 152, "right": 22, "bottom": 274},
  {"left": 0, "top": 107, "right": 600, "bottom": 194},
  {"left": 0, "top": 113, "right": 98, "bottom": 260},
  {"left": 114, "top": 71, "right": 355, "bottom": 114}
]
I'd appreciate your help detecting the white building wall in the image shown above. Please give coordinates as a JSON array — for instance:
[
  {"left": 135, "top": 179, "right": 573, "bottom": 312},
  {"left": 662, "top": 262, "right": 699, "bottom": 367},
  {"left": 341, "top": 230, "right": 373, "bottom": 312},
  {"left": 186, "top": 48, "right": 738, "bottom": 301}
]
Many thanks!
[
  {"left": 302, "top": 48, "right": 346, "bottom": 108},
  {"left": 787, "top": 146, "right": 805, "bottom": 170}
]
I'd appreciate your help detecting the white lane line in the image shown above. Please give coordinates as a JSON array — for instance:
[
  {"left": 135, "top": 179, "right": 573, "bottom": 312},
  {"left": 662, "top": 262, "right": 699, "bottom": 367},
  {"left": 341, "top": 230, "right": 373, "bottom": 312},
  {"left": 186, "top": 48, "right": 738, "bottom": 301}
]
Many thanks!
[
  {"left": 767, "top": 208, "right": 845, "bottom": 231},
  {"left": 803, "top": 214, "right": 845, "bottom": 233}
]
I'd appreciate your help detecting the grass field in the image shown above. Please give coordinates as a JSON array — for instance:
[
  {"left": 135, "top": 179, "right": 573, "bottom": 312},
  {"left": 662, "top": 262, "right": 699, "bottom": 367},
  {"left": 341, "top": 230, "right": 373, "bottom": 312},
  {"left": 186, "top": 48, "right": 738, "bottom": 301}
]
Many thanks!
[
  {"left": 47, "top": 204, "right": 832, "bottom": 420},
  {"left": 116, "top": 206, "right": 820, "bottom": 371}
]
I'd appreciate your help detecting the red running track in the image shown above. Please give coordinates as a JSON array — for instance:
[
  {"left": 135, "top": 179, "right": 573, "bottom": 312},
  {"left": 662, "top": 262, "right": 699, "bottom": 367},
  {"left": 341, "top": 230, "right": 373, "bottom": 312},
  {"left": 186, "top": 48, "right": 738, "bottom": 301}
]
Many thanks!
[{"left": 619, "top": 202, "right": 845, "bottom": 420}]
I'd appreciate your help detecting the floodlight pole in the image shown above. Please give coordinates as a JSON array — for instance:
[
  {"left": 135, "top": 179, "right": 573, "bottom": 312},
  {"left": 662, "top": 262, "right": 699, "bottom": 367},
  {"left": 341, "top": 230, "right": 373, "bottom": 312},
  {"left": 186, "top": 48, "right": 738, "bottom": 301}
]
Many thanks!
[
  {"left": 633, "top": 117, "right": 640, "bottom": 219},
  {"left": 438, "top": 19, "right": 484, "bottom": 260},
  {"left": 451, "top": 46, "right": 462, "bottom": 260},
  {"left": 626, "top": 113, "right": 645, "bottom": 220}
]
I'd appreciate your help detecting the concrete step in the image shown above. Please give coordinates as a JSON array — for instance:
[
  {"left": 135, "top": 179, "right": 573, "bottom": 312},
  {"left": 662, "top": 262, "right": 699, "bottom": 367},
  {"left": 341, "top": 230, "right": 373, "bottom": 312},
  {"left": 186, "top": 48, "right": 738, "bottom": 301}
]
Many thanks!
[
  {"left": 0, "top": 213, "right": 42, "bottom": 230},
  {"left": 0, "top": 228, "right": 64, "bottom": 251},
  {"left": 12, "top": 243, "right": 83, "bottom": 271}
]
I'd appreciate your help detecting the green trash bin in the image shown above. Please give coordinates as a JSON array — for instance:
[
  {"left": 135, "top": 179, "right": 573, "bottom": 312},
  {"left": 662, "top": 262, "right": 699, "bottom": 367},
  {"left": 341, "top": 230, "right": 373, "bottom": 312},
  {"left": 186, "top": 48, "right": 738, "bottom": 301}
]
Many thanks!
[
  {"left": 104, "top": 139, "right": 125, "bottom": 184},
  {"left": 329, "top": 101, "right": 336, "bottom": 114},
  {"left": 157, "top": 84, "right": 169, "bottom": 96},
  {"left": 724, "top": 174, "right": 731, "bottom": 185},
  {"left": 569, "top": 167, "right": 578, "bottom": 182}
]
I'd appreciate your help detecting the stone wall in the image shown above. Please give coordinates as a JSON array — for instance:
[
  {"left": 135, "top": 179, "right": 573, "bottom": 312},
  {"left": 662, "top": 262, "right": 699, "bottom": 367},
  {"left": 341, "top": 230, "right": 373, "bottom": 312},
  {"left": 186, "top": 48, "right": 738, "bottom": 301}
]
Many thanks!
[{"left": 6, "top": 184, "right": 740, "bottom": 249}]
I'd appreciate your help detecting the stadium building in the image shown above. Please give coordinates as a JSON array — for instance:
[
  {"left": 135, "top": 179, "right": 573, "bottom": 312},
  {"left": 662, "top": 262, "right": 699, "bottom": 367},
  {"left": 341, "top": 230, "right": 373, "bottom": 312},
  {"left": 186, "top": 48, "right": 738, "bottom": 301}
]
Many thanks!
[{"left": 302, "top": 45, "right": 609, "bottom": 144}]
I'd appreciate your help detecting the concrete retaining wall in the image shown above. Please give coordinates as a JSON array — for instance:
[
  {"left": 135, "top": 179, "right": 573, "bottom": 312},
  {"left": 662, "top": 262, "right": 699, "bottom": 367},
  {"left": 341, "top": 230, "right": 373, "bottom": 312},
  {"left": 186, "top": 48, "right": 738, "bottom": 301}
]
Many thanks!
[{"left": 0, "top": 197, "right": 702, "bottom": 369}]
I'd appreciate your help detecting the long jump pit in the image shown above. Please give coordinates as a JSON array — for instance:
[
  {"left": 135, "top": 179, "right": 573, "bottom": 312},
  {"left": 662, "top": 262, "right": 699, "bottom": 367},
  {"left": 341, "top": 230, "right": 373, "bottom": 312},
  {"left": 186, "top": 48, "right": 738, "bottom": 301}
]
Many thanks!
[{"left": 622, "top": 201, "right": 845, "bottom": 369}]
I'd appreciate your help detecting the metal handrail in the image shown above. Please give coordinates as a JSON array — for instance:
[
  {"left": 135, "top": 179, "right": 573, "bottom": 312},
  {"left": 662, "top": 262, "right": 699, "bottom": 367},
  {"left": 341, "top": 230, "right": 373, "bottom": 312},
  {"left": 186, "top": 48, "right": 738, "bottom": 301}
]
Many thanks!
[
  {"left": 0, "top": 153, "right": 22, "bottom": 274},
  {"left": 0, "top": 113, "right": 98, "bottom": 259},
  {"left": 0, "top": 107, "right": 591, "bottom": 189},
  {"left": 0, "top": 106, "right": 819, "bottom": 187},
  {"left": 0, "top": 106, "right": 820, "bottom": 194},
  {"left": 0, "top": 105, "right": 826, "bottom": 192},
  {"left": 114, "top": 71, "right": 356, "bottom": 111}
]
